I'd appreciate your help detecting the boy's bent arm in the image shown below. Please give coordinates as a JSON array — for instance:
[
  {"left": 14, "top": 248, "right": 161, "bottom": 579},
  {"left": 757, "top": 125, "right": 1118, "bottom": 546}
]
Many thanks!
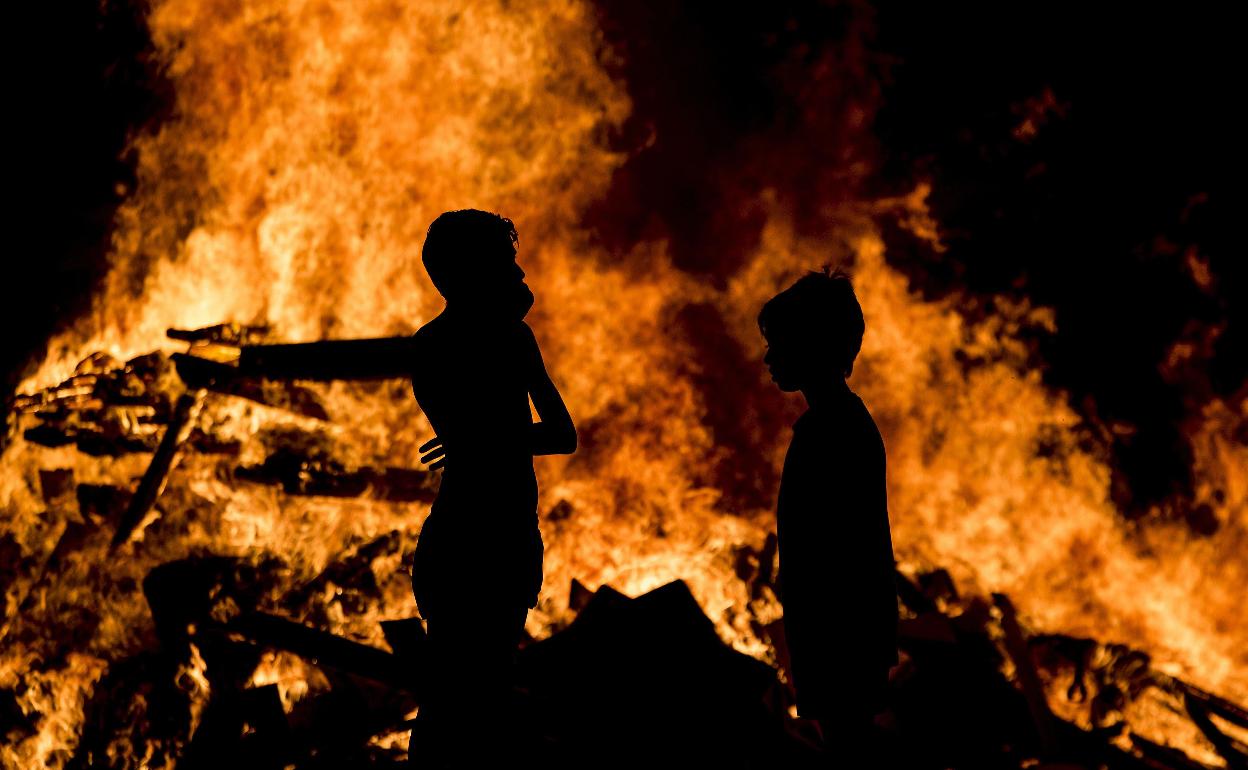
[{"left": 522, "top": 325, "right": 577, "bottom": 456}]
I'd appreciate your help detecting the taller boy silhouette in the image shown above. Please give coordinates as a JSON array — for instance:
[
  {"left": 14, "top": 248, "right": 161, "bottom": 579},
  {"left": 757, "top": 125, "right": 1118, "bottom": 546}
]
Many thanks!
[
  {"left": 409, "top": 210, "right": 576, "bottom": 767},
  {"left": 759, "top": 270, "right": 898, "bottom": 763}
]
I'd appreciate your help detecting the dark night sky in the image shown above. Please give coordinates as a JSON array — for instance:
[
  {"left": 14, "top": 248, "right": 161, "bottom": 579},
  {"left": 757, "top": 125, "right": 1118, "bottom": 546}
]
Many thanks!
[{"left": 8, "top": 2, "right": 1240, "bottom": 525}]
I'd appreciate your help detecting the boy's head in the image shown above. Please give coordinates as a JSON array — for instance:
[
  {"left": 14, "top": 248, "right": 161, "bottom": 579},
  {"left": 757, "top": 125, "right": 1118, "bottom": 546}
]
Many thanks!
[
  {"left": 422, "top": 209, "right": 533, "bottom": 318},
  {"left": 758, "top": 269, "right": 864, "bottom": 392}
]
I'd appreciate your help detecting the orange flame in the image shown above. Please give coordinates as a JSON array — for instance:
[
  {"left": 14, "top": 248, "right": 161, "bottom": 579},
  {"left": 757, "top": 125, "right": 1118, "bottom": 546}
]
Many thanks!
[{"left": 2, "top": 1, "right": 1245, "bottom": 767}]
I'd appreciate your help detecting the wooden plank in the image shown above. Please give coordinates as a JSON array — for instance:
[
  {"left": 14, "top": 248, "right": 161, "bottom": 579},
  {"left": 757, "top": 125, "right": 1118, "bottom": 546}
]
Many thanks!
[
  {"left": 111, "top": 389, "right": 206, "bottom": 550},
  {"left": 993, "top": 592, "right": 1061, "bottom": 755},
  {"left": 228, "top": 612, "right": 420, "bottom": 694},
  {"left": 238, "top": 337, "right": 415, "bottom": 381}
]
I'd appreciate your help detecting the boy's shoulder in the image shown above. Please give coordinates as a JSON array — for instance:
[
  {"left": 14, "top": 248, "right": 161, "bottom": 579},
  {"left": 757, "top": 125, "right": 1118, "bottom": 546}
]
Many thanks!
[
  {"left": 800, "top": 390, "right": 883, "bottom": 446},
  {"left": 412, "top": 314, "right": 537, "bottom": 349}
]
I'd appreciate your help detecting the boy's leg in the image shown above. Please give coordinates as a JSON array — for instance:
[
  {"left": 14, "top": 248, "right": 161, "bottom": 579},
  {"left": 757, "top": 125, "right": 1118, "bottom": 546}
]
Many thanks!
[
  {"left": 816, "top": 712, "right": 879, "bottom": 769},
  {"left": 411, "top": 602, "right": 528, "bottom": 768},
  {"left": 812, "top": 667, "right": 890, "bottom": 769}
]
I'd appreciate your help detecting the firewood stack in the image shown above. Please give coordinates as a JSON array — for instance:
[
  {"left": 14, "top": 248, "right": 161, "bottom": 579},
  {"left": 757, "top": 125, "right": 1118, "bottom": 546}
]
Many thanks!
[
  {"left": 10, "top": 325, "right": 437, "bottom": 551},
  {"left": 4, "top": 325, "right": 1246, "bottom": 769},
  {"left": 51, "top": 555, "right": 1248, "bottom": 769}
]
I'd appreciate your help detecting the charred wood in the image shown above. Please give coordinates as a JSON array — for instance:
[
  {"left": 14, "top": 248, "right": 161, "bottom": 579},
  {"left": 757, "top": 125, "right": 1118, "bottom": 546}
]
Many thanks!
[
  {"left": 210, "top": 377, "right": 329, "bottom": 420},
  {"left": 1130, "top": 734, "right": 1218, "bottom": 770},
  {"left": 171, "top": 354, "right": 328, "bottom": 419},
  {"left": 1183, "top": 693, "right": 1248, "bottom": 770},
  {"left": 237, "top": 336, "right": 416, "bottom": 381},
  {"left": 76, "top": 484, "right": 132, "bottom": 524},
  {"left": 1027, "top": 630, "right": 1248, "bottom": 766},
  {"left": 186, "top": 427, "right": 242, "bottom": 455},
  {"left": 289, "top": 532, "right": 405, "bottom": 618},
  {"left": 567, "top": 577, "right": 593, "bottom": 613},
  {"left": 516, "top": 581, "right": 790, "bottom": 768},
  {"left": 37, "top": 468, "right": 76, "bottom": 503},
  {"left": 235, "top": 449, "right": 437, "bottom": 502},
  {"left": 225, "top": 612, "right": 418, "bottom": 694},
  {"left": 15, "top": 352, "right": 184, "bottom": 457},
  {"left": 24, "top": 420, "right": 161, "bottom": 455},
  {"left": 894, "top": 566, "right": 939, "bottom": 614},
  {"left": 143, "top": 557, "right": 286, "bottom": 655},
  {"left": 1158, "top": 675, "right": 1248, "bottom": 732},
  {"left": 994, "top": 592, "right": 1061, "bottom": 754},
  {"left": 379, "top": 618, "right": 426, "bottom": 660},
  {"left": 112, "top": 389, "right": 206, "bottom": 550},
  {"left": 167, "top": 322, "right": 271, "bottom": 346},
  {"left": 180, "top": 684, "right": 291, "bottom": 770}
]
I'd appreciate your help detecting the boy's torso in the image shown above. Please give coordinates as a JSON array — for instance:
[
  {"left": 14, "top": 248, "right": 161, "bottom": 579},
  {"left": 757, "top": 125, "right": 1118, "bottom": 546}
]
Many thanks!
[
  {"left": 775, "top": 388, "right": 897, "bottom": 662},
  {"left": 411, "top": 315, "right": 536, "bottom": 499}
]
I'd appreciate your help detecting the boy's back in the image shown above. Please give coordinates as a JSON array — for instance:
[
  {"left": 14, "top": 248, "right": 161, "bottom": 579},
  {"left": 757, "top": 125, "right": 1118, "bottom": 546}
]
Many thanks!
[{"left": 776, "top": 384, "right": 898, "bottom": 715}]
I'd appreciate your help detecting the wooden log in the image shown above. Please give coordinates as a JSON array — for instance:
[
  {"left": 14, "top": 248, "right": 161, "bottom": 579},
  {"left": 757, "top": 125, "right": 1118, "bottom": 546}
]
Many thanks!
[
  {"left": 380, "top": 618, "right": 427, "bottom": 660},
  {"left": 170, "top": 353, "right": 239, "bottom": 389},
  {"left": 111, "top": 389, "right": 206, "bottom": 550},
  {"left": 179, "top": 684, "right": 291, "bottom": 770},
  {"left": 894, "top": 567, "right": 938, "bottom": 614},
  {"left": 167, "top": 323, "right": 270, "bottom": 346},
  {"left": 171, "top": 354, "right": 329, "bottom": 419},
  {"left": 1183, "top": 692, "right": 1248, "bottom": 770},
  {"left": 235, "top": 453, "right": 436, "bottom": 502},
  {"left": 1130, "top": 734, "right": 1219, "bottom": 770},
  {"left": 568, "top": 578, "right": 594, "bottom": 613},
  {"left": 227, "top": 612, "right": 419, "bottom": 693},
  {"left": 993, "top": 592, "right": 1061, "bottom": 755},
  {"left": 238, "top": 336, "right": 415, "bottom": 381},
  {"left": 1155, "top": 674, "right": 1248, "bottom": 731}
]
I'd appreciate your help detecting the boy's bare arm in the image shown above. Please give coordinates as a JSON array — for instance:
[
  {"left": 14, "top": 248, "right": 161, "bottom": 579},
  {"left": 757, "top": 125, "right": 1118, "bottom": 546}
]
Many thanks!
[
  {"left": 416, "top": 325, "right": 575, "bottom": 468},
  {"left": 524, "top": 325, "right": 577, "bottom": 456}
]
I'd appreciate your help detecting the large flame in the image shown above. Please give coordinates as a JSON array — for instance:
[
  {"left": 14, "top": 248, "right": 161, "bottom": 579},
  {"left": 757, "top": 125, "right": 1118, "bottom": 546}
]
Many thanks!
[{"left": 3, "top": 1, "right": 1245, "bottom": 767}]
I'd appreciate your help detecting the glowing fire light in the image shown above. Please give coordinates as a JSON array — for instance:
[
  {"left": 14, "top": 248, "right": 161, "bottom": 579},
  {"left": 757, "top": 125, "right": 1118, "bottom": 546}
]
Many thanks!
[{"left": 2, "top": 1, "right": 1245, "bottom": 767}]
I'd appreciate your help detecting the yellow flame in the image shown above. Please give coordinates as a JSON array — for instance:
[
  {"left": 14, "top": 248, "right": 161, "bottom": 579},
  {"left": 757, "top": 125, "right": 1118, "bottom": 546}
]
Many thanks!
[{"left": 2, "top": 1, "right": 1245, "bottom": 767}]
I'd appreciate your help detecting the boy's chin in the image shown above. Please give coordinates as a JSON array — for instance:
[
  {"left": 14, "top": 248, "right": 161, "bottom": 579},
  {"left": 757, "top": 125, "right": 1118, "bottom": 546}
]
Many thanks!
[
  {"left": 509, "top": 291, "right": 534, "bottom": 319},
  {"left": 519, "top": 288, "right": 535, "bottom": 313},
  {"left": 770, "top": 374, "right": 802, "bottom": 392}
]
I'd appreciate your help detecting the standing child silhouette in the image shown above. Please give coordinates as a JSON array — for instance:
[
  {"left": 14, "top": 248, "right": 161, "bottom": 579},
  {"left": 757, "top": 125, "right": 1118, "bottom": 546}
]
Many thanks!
[
  {"left": 759, "top": 269, "right": 898, "bottom": 764},
  {"left": 409, "top": 209, "right": 576, "bottom": 766}
]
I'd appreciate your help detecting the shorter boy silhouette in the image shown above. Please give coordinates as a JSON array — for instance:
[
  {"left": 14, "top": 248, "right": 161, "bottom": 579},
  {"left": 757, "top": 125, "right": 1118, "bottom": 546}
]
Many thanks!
[{"left": 759, "top": 270, "right": 898, "bottom": 764}]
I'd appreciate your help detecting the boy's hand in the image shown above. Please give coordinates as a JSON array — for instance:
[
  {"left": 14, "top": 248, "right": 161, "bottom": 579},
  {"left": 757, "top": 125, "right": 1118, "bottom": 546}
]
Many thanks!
[{"left": 419, "top": 436, "right": 446, "bottom": 471}]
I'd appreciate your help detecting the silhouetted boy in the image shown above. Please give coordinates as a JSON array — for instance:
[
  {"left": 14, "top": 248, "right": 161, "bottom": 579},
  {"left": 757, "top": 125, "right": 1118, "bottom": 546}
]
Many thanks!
[
  {"left": 759, "top": 270, "right": 898, "bottom": 762},
  {"left": 409, "top": 209, "right": 576, "bottom": 767}
]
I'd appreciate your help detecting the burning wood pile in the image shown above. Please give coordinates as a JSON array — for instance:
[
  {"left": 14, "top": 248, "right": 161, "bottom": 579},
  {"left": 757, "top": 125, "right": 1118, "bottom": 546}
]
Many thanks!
[
  {"left": 11, "top": 325, "right": 437, "bottom": 551},
  {"left": 4, "top": 328, "right": 1245, "bottom": 769}
]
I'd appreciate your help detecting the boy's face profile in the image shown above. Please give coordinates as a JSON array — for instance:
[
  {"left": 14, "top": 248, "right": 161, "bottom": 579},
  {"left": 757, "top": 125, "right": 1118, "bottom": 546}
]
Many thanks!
[
  {"left": 467, "top": 254, "right": 534, "bottom": 320},
  {"left": 762, "top": 324, "right": 808, "bottom": 393}
]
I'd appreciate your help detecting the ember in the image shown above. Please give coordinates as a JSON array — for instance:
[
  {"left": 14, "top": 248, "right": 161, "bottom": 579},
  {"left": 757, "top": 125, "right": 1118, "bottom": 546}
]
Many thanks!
[{"left": 3, "top": 1, "right": 1244, "bottom": 768}]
